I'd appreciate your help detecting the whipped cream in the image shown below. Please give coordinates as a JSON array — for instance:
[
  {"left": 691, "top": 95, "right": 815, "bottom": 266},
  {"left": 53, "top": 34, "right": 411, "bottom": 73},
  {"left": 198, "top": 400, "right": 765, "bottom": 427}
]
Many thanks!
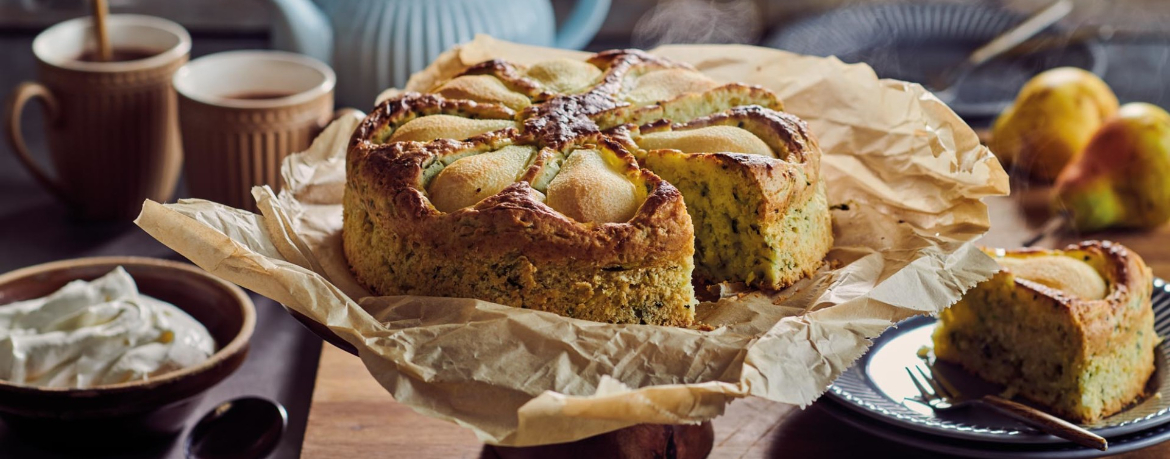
[{"left": 0, "top": 267, "right": 216, "bottom": 389}]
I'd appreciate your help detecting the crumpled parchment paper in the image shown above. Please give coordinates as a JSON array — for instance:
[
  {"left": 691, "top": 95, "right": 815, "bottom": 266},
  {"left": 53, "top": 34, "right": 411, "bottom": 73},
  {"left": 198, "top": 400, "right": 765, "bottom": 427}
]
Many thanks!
[{"left": 136, "top": 36, "right": 1009, "bottom": 446}]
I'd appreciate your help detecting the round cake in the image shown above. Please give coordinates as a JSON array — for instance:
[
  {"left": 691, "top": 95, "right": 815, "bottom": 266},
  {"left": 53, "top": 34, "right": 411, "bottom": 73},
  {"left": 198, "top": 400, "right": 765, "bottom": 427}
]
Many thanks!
[{"left": 344, "top": 50, "right": 832, "bottom": 326}]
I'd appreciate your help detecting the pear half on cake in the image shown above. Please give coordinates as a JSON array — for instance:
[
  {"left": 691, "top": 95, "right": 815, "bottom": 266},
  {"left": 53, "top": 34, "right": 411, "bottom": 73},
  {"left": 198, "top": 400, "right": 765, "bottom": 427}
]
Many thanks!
[
  {"left": 345, "top": 50, "right": 831, "bottom": 326},
  {"left": 933, "top": 241, "right": 1158, "bottom": 423}
]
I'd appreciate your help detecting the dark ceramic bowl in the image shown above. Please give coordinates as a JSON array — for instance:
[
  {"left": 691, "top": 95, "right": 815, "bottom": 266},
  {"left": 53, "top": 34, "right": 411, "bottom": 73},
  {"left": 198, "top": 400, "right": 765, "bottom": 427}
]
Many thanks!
[{"left": 0, "top": 256, "right": 255, "bottom": 448}]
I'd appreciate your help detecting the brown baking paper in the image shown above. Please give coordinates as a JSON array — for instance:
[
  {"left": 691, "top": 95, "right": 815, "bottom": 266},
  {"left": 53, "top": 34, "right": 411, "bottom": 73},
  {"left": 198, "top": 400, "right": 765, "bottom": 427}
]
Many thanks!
[{"left": 135, "top": 36, "right": 1009, "bottom": 446}]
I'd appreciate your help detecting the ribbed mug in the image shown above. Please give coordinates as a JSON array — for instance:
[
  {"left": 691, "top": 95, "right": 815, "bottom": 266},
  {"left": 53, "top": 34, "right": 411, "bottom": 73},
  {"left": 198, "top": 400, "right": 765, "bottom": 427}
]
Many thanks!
[
  {"left": 4, "top": 15, "right": 190, "bottom": 221},
  {"left": 172, "top": 51, "right": 338, "bottom": 212}
]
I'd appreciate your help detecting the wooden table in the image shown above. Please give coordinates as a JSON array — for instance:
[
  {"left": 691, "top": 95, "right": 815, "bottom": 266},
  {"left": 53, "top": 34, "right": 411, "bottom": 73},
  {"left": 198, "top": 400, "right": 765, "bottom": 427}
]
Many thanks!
[{"left": 302, "top": 186, "right": 1170, "bottom": 458}]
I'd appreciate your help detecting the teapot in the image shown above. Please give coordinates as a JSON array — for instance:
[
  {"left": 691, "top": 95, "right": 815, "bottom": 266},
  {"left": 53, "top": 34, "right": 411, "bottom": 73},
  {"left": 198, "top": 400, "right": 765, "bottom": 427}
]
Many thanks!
[{"left": 269, "top": 0, "right": 610, "bottom": 108}]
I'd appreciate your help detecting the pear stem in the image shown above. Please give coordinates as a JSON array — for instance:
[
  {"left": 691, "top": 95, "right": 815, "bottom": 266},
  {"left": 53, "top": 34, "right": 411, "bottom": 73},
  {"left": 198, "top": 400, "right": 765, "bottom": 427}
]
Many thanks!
[{"left": 1022, "top": 213, "right": 1069, "bottom": 247}]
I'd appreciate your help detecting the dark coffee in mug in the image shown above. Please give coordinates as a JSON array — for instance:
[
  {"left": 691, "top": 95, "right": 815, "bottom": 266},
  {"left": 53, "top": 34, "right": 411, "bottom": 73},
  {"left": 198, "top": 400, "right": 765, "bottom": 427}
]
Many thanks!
[
  {"left": 76, "top": 47, "right": 160, "bottom": 63},
  {"left": 173, "top": 51, "right": 337, "bottom": 212},
  {"left": 224, "top": 91, "right": 296, "bottom": 101}
]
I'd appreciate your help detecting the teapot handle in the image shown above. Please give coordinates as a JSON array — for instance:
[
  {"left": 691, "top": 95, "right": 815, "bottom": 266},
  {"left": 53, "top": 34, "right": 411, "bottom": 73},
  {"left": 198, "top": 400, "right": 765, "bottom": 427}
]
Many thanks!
[
  {"left": 269, "top": 0, "right": 333, "bottom": 65},
  {"left": 554, "top": 0, "right": 611, "bottom": 50}
]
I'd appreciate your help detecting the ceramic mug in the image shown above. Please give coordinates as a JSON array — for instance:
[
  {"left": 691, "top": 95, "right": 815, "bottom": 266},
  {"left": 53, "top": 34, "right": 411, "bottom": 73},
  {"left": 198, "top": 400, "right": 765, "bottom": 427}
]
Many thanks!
[
  {"left": 173, "top": 51, "right": 340, "bottom": 211},
  {"left": 4, "top": 15, "right": 190, "bottom": 220}
]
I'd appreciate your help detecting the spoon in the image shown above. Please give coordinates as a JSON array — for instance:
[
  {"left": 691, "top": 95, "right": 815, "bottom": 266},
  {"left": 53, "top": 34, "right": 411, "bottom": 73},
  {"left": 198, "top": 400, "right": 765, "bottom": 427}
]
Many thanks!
[
  {"left": 185, "top": 397, "right": 288, "bottom": 459},
  {"left": 90, "top": 0, "right": 112, "bottom": 61}
]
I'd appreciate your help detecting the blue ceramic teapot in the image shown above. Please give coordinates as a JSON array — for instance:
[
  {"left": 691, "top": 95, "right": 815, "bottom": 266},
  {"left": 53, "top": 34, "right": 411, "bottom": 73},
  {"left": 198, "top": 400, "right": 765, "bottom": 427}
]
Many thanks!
[{"left": 270, "top": 0, "right": 610, "bottom": 108}]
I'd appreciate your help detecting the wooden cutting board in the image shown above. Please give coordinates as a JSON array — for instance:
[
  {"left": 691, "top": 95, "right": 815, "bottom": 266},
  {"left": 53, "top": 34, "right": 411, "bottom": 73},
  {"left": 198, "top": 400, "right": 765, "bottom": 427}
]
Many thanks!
[{"left": 302, "top": 191, "right": 1170, "bottom": 458}]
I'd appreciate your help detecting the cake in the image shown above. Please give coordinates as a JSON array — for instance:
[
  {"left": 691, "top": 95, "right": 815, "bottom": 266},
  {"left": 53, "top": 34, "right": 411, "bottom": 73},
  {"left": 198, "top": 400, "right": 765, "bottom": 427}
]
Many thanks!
[
  {"left": 344, "top": 49, "right": 832, "bottom": 326},
  {"left": 933, "top": 241, "right": 1158, "bottom": 422}
]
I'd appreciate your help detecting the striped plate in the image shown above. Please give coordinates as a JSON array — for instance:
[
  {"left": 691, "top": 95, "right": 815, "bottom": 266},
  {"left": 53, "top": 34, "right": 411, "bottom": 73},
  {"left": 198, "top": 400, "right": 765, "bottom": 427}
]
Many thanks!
[
  {"left": 763, "top": 3, "right": 1106, "bottom": 119},
  {"left": 826, "top": 278, "right": 1170, "bottom": 444}
]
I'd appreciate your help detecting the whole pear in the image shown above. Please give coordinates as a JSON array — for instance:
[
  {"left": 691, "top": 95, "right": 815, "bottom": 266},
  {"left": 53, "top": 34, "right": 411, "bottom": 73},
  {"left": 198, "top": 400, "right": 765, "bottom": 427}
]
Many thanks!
[
  {"left": 1053, "top": 102, "right": 1170, "bottom": 231},
  {"left": 991, "top": 67, "right": 1119, "bottom": 182}
]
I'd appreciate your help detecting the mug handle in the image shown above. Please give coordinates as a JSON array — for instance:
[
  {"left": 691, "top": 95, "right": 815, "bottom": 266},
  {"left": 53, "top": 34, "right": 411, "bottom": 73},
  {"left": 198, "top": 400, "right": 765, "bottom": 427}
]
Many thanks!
[{"left": 4, "top": 82, "right": 70, "bottom": 204}]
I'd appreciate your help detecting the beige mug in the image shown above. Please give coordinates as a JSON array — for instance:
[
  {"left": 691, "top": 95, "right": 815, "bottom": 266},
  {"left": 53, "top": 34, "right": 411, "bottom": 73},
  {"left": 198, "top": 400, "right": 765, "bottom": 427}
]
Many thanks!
[
  {"left": 4, "top": 15, "right": 190, "bottom": 221},
  {"left": 172, "top": 51, "right": 339, "bottom": 211}
]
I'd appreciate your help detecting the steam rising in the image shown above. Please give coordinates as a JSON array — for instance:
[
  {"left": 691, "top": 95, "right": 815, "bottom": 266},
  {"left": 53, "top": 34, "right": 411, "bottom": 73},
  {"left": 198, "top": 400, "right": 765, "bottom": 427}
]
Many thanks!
[{"left": 632, "top": 0, "right": 763, "bottom": 48}]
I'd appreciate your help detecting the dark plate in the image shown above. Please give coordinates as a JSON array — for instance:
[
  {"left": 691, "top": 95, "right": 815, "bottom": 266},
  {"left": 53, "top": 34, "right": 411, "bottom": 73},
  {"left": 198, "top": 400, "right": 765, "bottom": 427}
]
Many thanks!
[
  {"left": 822, "top": 396, "right": 1170, "bottom": 458},
  {"left": 764, "top": 3, "right": 1107, "bottom": 119},
  {"left": 827, "top": 278, "right": 1170, "bottom": 445}
]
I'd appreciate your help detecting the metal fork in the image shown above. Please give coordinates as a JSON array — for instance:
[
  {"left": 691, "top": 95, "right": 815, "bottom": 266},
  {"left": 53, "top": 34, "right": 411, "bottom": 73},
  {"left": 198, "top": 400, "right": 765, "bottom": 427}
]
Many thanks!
[
  {"left": 928, "top": 0, "right": 1074, "bottom": 101},
  {"left": 905, "top": 364, "right": 1108, "bottom": 451}
]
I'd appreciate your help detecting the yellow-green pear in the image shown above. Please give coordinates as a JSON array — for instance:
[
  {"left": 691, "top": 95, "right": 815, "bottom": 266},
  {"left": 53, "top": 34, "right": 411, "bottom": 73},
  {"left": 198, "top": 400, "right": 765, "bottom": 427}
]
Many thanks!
[
  {"left": 1053, "top": 102, "right": 1170, "bottom": 231},
  {"left": 991, "top": 67, "right": 1119, "bottom": 182}
]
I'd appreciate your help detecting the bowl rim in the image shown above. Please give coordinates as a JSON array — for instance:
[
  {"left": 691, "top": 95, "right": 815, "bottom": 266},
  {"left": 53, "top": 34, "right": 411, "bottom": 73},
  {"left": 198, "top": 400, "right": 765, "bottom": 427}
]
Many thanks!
[{"left": 0, "top": 256, "right": 256, "bottom": 393}]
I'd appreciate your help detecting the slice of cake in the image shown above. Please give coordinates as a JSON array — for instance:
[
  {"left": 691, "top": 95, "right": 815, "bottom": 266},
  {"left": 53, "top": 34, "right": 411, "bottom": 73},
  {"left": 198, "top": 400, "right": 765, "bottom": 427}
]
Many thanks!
[
  {"left": 624, "top": 106, "right": 830, "bottom": 289},
  {"left": 933, "top": 241, "right": 1158, "bottom": 423}
]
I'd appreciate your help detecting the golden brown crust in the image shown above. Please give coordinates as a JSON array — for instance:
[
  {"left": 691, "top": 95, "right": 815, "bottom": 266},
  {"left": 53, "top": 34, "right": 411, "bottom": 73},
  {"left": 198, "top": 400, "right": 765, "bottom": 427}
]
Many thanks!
[
  {"left": 347, "top": 51, "right": 722, "bottom": 270},
  {"left": 593, "top": 83, "right": 783, "bottom": 130},
  {"left": 988, "top": 241, "right": 1149, "bottom": 319},
  {"left": 351, "top": 92, "right": 517, "bottom": 146},
  {"left": 625, "top": 105, "right": 820, "bottom": 187},
  {"left": 344, "top": 49, "right": 830, "bottom": 323},
  {"left": 941, "top": 241, "right": 1157, "bottom": 422},
  {"left": 454, "top": 59, "right": 546, "bottom": 98},
  {"left": 352, "top": 168, "right": 693, "bottom": 267},
  {"left": 604, "top": 100, "right": 828, "bottom": 289},
  {"left": 349, "top": 122, "right": 691, "bottom": 267},
  {"left": 1027, "top": 242, "right": 1155, "bottom": 421}
]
